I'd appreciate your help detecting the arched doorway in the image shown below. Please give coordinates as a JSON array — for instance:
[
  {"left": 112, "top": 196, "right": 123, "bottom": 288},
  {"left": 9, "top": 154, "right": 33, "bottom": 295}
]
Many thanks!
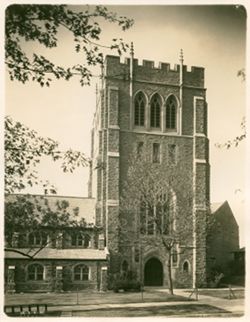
[{"left": 144, "top": 257, "right": 163, "bottom": 286}]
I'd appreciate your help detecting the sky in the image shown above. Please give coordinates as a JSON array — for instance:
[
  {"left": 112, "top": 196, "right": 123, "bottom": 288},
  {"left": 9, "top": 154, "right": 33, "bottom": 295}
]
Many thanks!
[{"left": 4, "top": 3, "right": 247, "bottom": 246}]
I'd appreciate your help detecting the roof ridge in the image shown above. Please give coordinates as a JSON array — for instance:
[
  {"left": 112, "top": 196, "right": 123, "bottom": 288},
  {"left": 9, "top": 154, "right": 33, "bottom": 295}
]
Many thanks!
[{"left": 5, "top": 193, "right": 96, "bottom": 200}]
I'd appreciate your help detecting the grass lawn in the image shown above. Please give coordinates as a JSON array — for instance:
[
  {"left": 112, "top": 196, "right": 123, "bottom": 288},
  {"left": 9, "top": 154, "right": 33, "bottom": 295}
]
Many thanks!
[
  {"left": 5, "top": 289, "right": 190, "bottom": 307},
  {"left": 197, "top": 289, "right": 245, "bottom": 300},
  {"left": 71, "top": 304, "right": 231, "bottom": 317}
]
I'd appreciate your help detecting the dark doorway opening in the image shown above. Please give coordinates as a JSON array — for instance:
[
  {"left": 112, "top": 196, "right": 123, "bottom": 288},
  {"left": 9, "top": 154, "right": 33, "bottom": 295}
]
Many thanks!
[{"left": 144, "top": 257, "right": 163, "bottom": 286}]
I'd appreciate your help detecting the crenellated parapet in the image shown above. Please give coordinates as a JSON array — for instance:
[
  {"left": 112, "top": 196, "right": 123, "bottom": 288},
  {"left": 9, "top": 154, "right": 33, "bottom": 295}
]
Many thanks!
[{"left": 105, "top": 55, "right": 204, "bottom": 88}]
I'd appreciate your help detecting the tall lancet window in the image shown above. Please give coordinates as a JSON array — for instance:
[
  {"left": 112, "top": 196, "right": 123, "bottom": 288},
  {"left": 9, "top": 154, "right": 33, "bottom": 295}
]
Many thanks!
[
  {"left": 150, "top": 93, "right": 161, "bottom": 128},
  {"left": 166, "top": 95, "right": 177, "bottom": 130},
  {"left": 134, "top": 92, "right": 145, "bottom": 126}
]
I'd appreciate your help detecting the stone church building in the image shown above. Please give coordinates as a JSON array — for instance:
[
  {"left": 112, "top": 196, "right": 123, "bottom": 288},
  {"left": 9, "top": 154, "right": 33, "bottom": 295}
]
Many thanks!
[
  {"left": 5, "top": 52, "right": 240, "bottom": 292},
  {"left": 88, "top": 51, "right": 210, "bottom": 288}
]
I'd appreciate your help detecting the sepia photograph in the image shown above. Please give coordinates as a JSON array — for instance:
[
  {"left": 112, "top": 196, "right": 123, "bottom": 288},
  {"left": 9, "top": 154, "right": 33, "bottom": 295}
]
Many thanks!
[{"left": 2, "top": 0, "right": 247, "bottom": 318}]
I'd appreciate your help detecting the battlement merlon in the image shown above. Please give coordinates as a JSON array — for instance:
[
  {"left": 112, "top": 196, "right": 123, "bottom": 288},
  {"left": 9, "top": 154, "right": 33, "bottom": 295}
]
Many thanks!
[{"left": 104, "top": 55, "right": 205, "bottom": 88}]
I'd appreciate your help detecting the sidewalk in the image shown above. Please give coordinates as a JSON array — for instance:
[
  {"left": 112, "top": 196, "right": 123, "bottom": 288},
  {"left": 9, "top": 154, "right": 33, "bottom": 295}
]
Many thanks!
[
  {"left": 48, "top": 288, "right": 245, "bottom": 316},
  {"left": 174, "top": 289, "right": 244, "bottom": 315},
  {"left": 5, "top": 288, "right": 245, "bottom": 317}
]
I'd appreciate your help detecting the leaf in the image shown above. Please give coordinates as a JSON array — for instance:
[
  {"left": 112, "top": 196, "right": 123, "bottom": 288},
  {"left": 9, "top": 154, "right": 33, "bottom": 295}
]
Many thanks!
[{"left": 5, "top": 4, "right": 133, "bottom": 86}]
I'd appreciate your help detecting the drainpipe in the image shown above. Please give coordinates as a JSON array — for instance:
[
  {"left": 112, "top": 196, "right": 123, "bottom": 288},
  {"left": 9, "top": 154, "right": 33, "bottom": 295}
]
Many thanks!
[
  {"left": 129, "top": 42, "right": 134, "bottom": 130},
  {"left": 192, "top": 98, "right": 197, "bottom": 290},
  {"left": 179, "top": 49, "right": 184, "bottom": 135}
]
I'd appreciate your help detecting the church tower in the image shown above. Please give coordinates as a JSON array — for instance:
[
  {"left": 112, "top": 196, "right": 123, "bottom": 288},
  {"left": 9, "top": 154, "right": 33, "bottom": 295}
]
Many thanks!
[{"left": 90, "top": 48, "right": 210, "bottom": 288}]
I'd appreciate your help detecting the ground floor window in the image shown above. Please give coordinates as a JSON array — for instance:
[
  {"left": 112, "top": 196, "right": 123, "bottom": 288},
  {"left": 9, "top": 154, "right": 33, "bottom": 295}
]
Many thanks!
[
  {"left": 74, "top": 264, "right": 89, "bottom": 281},
  {"left": 27, "top": 263, "right": 44, "bottom": 281}
]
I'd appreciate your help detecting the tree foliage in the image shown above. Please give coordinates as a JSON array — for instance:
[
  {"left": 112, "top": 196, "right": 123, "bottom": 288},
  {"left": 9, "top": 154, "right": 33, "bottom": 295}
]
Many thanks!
[
  {"left": 5, "top": 4, "right": 134, "bottom": 86},
  {"left": 5, "top": 115, "right": 89, "bottom": 193},
  {"left": 119, "top": 149, "right": 194, "bottom": 294},
  {"left": 237, "top": 68, "right": 245, "bottom": 82},
  {"left": 216, "top": 69, "right": 246, "bottom": 149},
  {"left": 215, "top": 117, "right": 246, "bottom": 149},
  {"left": 5, "top": 195, "right": 89, "bottom": 258}
]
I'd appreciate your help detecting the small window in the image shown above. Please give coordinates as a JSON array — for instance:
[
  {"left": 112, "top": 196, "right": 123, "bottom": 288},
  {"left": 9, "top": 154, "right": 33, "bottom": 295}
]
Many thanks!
[
  {"left": 152, "top": 143, "right": 160, "bottom": 163},
  {"left": 28, "top": 232, "right": 47, "bottom": 247},
  {"left": 140, "top": 201, "right": 146, "bottom": 234},
  {"left": 166, "top": 95, "right": 177, "bottom": 130},
  {"left": 168, "top": 144, "right": 177, "bottom": 165},
  {"left": 28, "top": 264, "right": 44, "bottom": 281},
  {"left": 172, "top": 250, "right": 178, "bottom": 265},
  {"left": 72, "top": 234, "right": 90, "bottom": 247},
  {"left": 183, "top": 261, "right": 189, "bottom": 273},
  {"left": 134, "top": 248, "right": 140, "bottom": 263},
  {"left": 134, "top": 92, "right": 145, "bottom": 126},
  {"left": 122, "top": 260, "right": 129, "bottom": 272},
  {"left": 137, "top": 142, "right": 144, "bottom": 158},
  {"left": 147, "top": 206, "right": 155, "bottom": 235},
  {"left": 150, "top": 94, "right": 161, "bottom": 128},
  {"left": 74, "top": 264, "right": 89, "bottom": 281}
]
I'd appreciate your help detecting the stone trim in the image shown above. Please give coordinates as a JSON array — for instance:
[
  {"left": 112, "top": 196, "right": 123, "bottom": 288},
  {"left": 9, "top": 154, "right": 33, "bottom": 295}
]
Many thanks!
[
  {"left": 108, "top": 86, "right": 119, "bottom": 91},
  {"left": 107, "top": 152, "right": 120, "bottom": 157},
  {"left": 108, "top": 77, "right": 206, "bottom": 90},
  {"left": 108, "top": 125, "right": 120, "bottom": 130},
  {"left": 194, "top": 159, "right": 206, "bottom": 164},
  {"left": 195, "top": 133, "right": 206, "bottom": 138},
  {"left": 194, "top": 205, "right": 208, "bottom": 211},
  {"left": 120, "top": 129, "right": 193, "bottom": 138},
  {"left": 106, "top": 199, "right": 119, "bottom": 206}
]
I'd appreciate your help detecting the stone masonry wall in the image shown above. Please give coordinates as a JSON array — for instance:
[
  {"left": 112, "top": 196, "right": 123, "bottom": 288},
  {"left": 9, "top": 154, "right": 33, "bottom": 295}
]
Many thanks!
[
  {"left": 5, "top": 259, "right": 107, "bottom": 293},
  {"left": 93, "top": 55, "right": 210, "bottom": 288}
]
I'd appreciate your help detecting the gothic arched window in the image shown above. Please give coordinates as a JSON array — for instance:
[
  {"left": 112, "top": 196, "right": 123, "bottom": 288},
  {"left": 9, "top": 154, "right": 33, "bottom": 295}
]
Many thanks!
[
  {"left": 150, "top": 94, "right": 161, "bottom": 128},
  {"left": 183, "top": 261, "right": 189, "bottom": 273},
  {"left": 74, "top": 264, "right": 89, "bottom": 281},
  {"left": 134, "top": 92, "right": 145, "bottom": 126},
  {"left": 140, "top": 191, "right": 176, "bottom": 236},
  {"left": 27, "top": 263, "right": 44, "bottom": 281},
  {"left": 166, "top": 95, "right": 177, "bottom": 130},
  {"left": 162, "top": 191, "right": 177, "bottom": 234}
]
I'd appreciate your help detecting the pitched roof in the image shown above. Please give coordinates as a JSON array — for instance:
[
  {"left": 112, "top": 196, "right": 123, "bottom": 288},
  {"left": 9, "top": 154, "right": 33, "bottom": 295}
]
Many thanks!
[
  {"left": 5, "top": 194, "right": 96, "bottom": 224},
  {"left": 5, "top": 248, "right": 108, "bottom": 260},
  {"left": 210, "top": 202, "right": 224, "bottom": 214}
]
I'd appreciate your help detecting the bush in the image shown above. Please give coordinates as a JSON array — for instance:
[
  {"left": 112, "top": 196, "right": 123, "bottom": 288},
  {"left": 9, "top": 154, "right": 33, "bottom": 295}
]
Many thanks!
[
  {"left": 207, "top": 265, "right": 225, "bottom": 288},
  {"left": 113, "top": 279, "right": 141, "bottom": 292},
  {"left": 112, "top": 270, "right": 142, "bottom": 292}
]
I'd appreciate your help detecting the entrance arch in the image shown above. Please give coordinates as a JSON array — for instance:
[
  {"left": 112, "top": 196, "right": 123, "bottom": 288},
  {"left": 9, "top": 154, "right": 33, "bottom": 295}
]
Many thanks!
[{"left": 144, "top": 257, "right": 163, "bottom": 286}]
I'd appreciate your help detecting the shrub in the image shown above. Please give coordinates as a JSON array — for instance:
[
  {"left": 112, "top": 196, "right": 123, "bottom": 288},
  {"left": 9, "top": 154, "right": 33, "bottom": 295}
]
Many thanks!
[
  {"left": 112, "top": 270, "right": 142, "bottom": 292},
  {"left": 207, "top": 265, "right": 225, "bottom": 288}
]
